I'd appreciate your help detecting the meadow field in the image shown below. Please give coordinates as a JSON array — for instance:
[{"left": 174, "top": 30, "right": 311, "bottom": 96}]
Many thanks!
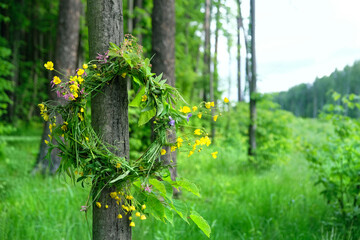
[{"left": 1, "top": 117, "right": 356, "bottom": 240}]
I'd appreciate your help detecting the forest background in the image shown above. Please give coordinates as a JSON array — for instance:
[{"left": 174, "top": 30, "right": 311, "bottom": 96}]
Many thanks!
[{"left": 1, "top": 0, "right": 360, "bottom": 239}]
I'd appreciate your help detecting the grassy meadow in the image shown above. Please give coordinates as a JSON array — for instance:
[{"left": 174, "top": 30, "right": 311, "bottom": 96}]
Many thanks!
[{"left": 0, "top": 118, "right": 356, "bottom": 240}]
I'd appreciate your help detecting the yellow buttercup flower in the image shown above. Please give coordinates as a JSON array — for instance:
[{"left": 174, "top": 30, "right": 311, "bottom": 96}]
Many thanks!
[
  {"left": 116, "top": 163, "right": 121, "bottom": 168},
  {"left": 121, "top": 72, "right": 127, "bottom": 78},
  {"left": 44, "top": 61, "right": 54, "bottom": 71},
  {"left": 141, "top": 204, "right": 146, "bottom": 210},
  {"left": 92, "top": 64, "right": 97, "bottom": 69},
  {"left": 197, "top": 113, "right": 202, "bottom": 119},
  {"left": 126, "top": 195, "right": 134, "bottom": 200},
  {"left": 78, "top": 113, "right": 84, "bottom": 121},
  {"left": 210, "top": 102, "right": 215, "bottom": 107},
  {"left": 161, "top": 149, "right": 166, "bottom": 155},
  {"left": 211, "top": 151, "right": 218, "bottom": 159},
  {"left": 188, "top": 151, "right": 194, "bottom": 157},
  {"left": 179, "top": 106, "right": 191, "bottom": 113},
  {"left": 105, "top": 205, "right": 108, "bottom": 209},
  {"left": 213, "top": 115, "right": 218, "bottom": 121},
  {"left": 140, "top": 215, "right": 147, "bottom": 220},
  {"left": 192, "top": 106, "right": 198, "bottom": 112},
  {"left": 194, "top": 129, "right": 201, "bottom": 135},
  {"left": 224, "top": 97, "right": 229, "bottom": 103},
  {"left": 129, "top": 216, "right": 132, "bottom": 220},
  {"left": 81, "top": 107, "right": 84, "bottom": 112},
  {"left": 129, "top": 222, "right": 135, "bottom": 227},
  {"left": 171, "top": 146, "right": 177, "bottom": 152},
  {"left": 135, "top": 212, "right": 141, "bottom": 217},
  {"left": 110, "top": 192, "right": 117, "bottom": 198},
  {"left": 205, "top": 102, "right": 211, "bottom": 109},
  {"left": 117, "top": 214, "right": 123, "bottom": 219},
  {"left": 77, "top": 69, "right": 84, "bottom": 76},
  {"left": 177, "top": 137, "right": 184, "bottom": 148},
  {"left": 141, "top": 95, "right": 147, "bottom": 102},
  {"left": 96, "top": 202, "right": 101, "bottom": 208},
  {"left": 53, "top": 76, "right": 61, "bottom": 85},
  {"left": 44, "top": 140, "right": 49, "bottom": 145},
  {"left": 82, "top": 64, "right": 88, "bottom": 69}
]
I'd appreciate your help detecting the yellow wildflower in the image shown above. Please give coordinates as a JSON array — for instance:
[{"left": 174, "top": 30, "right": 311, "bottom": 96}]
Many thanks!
[
  {"left": 205, "top": 102, "right": 211, "bottom": 109},
  {"left": 211, "top": 102, "right": 215, "bottom": 107},
  {"left": 130, "top": 205, "right": 135, "bottom": 211},
  {"left": 77, "top": 69, "right": 84, "bottom": 76},
  {"left": 105, "top": 205, "right": 108, "bottom": 209},
  {"left": 81, "top": 107, "right": 84, "bottom": 112},
  {"left": 77, "top": 76, "right": 84, "bottom": 84},
  {"left": 176, "top": 137, "right": 184, "bottom": 148},
  {"left": 171, "top": 146, "right": 177, "bottom": 152},
  {"left": 135, "top": 212, "right": 141, "bottom": 217},
  {"left": 53, "top": 76, "right": 61, "bottom": 85},
  {"left": 38, "top": 103, "right": 45, "bottom": 110},
  {"left": 192, "top": 106, "right": 198, "bottom": 112},
  {"left": 213, "top": 115, "right": 218, "bottom": 121},
  {"left": 121, "top": 72, "right": 127, "bottom": 78},
  {"left": 117, "top": 214, "right": 123, "bottom": 219},
  {"left": 197, "top": 113, "right": 202, "bottom": 119},
  {"left": 129, "top": 222, "right": 135, "bottom": 227},
  {"left": 110, "top": 192, "right": 117, "bottom": 198},
  {"left": 129, "top": 216, "right": 132, "bottom": 220},
  {"left": 141, "top": 204, "right": 146, "bottom": 210},
  {"left": 161, "top": 149, "right": 166, "bottom": 155},
  {"left": 69, "top": 83, "right": 79, "bottom": 93},
  {"left": 224, "top": 97, "right": 229, "bottom": 103},
  {"left": 140, "top": 215, "right": 147, "bottom": 220},
  {"left": 44, "top": 140, "right": 49, "bottom": 145},
  {"left": 96, "top": 202, "right": 101, "bottom": 208},
  {"left": 116, "top": 163, "right": 121, "bottom": 168},
  {"left": 188, "top": 150, "right": 194, "bottom": 157},
  {"left": 211, "top": 151, "right": 218, "bottom": 159},
  {"left": 141, "top": 95, "right": 147, "bottom": 102},
  {"left": 179, "top": 106, "right": 191, "bottom": 113},
  {"left": 78, "top": 113, "right": 84, "bottom": 121},
  {"left": 83, "top": 64, "right": 88, "bottom": 69},
  {"left": 48, "top": 134, "right": 52, "bottom": 141},
  {"left": 126, "top": 195, "right": 134, "bottom": 200},
  {"left": 85, "top": 137, "right": 89, "bottom": 141},
  {"left": 92, "top": 64, "right": 97, "bottom": 69},
  {"left": 122, "top": 205, "right": 130, "bottom": 212},
  {"left": 194, "top": 129, "right": 201, "bottom": 135},
  {"left": 61, "top": 122, "right": 68, "bottom": 131},
  {"left": 44, "top": 61, "right": 54, "bottom": 71}
]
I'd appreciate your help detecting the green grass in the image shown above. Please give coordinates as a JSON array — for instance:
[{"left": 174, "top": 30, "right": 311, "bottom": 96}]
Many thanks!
[{"left": 0, "top": 119, "right": 356, "bottom": 239}]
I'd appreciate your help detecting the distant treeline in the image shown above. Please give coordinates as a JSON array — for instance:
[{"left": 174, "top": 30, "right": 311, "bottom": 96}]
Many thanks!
[{"left": 273, "top": 61, "right": 360, "bottom": 118}]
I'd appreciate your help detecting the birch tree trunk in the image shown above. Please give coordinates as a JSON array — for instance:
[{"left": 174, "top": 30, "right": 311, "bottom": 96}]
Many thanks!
[
  {"left": 152, "top": 0, "right": 179, "bottom": 196},
  {"left": 203, "top": 0, "right": 211, "bottom": 102},
  {"left": 87, "top": 0, "right": 131, "bottom": 239},
  {"left": 34, "top": 0, "right": 81, "bottom": 174}
]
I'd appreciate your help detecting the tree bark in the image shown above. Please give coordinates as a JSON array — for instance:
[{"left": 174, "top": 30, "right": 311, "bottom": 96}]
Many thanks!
[
  {"left": 152, "top": 0, "right": 179, "bottom": 196},
  {"left": 133, "top": 0, "right": 143, "bottom": 44},
  {"left": 34, "top": 0, "right": 81, "bottom": 174},
  {"left": 248, "top": 0, "right": 257, "bottom": 157},
  {"left": 87, "top": 0, "right": 131, "bottom": 239},
  {"left": 236, "top": 0, "right": 242, "bottom": 102}
]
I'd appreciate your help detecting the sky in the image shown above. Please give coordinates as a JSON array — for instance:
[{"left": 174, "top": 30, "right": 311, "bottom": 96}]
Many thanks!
[{"left": 217, "top": 0, "right": 360, "bottom": 99}]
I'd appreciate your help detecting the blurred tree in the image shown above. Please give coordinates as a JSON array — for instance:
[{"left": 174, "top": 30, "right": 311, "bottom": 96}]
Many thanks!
[
  {"left": 203, "top": 0, "right": 211, "bottom": 102},
  {"left": 248, "top": 0, "right": 257, "bottom": 157},
  {"left": 34, "top": 0, "right": 81, "bottom": 174},
  {"left": 87, "top": 0, "right": 131, "bottom": 239}
]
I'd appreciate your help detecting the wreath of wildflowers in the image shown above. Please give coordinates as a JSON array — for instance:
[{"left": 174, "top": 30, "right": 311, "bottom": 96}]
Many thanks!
[{"left": 39, "top": 35, "right": 227, "bottom": 237}]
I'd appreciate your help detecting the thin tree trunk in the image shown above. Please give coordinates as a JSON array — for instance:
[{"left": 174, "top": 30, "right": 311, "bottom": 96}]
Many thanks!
[
  {"left": 152, "top": 0, "right": 179, "bottom": 197},
  {"left": 87, "top": 1, "right": 131, "bottom": 239},
  {"left": 133, "top": 0, "right": 143, "bottom": 44},
  {"left": 34, "top": 0, "right": 81, "bottom": 174},
  {"left": 248, "top": 0, "right": 257, "bottom": 157},
  {"left": 236, "top": 0, "right": 242, "bottom": 102},
  {"left": 203, "top": 0, "right": 211, "bottom": 102},
  {"left": 128, "top": 0, "right": 134, "bottom": 33}
]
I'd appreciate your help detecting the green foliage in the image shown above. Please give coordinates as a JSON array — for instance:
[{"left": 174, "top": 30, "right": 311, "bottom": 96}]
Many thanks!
[{"left": 305, "top": 93, "right": 360, "bottom": 228}]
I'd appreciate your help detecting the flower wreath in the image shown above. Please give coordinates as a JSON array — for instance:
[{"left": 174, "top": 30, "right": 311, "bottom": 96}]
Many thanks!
[{"left": 39, "top": 35, "right": 225, "bottom": 237}]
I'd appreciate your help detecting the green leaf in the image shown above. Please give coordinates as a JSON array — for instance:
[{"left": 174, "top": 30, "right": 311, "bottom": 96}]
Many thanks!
[
  {"left": 176, "top": 178, "right": 200, "bottom": 197},
  {"left": 164, "top": 207, "right": 174, "bottom": 225},
  {"left": 190, "top": 210, "right": 211, "bottom": 238},
  {"left": 146, "top": 194, "right": 165, "bottom": 220},
  {"left": 172, "top": 199, "right": 189, "bottom": 223},
  {"left": 149, "top": 178, "right": 166, "bottom": 195},
  {"left": 109, "top": 42, "right": 120, "bottom": 50},
  {"left": 138, "top": 108, "right": 156, "bottom": 126},
  {"left": 129, "top": 86, "right": 145, "bottom": 107},
  {"left": 109, "top": 170, "right": 130, "bottom": 183}
]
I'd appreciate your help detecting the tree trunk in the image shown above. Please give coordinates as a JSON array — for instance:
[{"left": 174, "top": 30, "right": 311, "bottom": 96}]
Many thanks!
[
  {"left": 34, "top": 0, "right": 81, "bottom": 174},
  {"left": 87, "top": 1, "right": 131, "bottom": 239},
  {"left": 248, "top": 0, "right": 257, "bottom": 157},
  {"left": 152, "top": 0, "right": 179, "bottom": 196},
  {"left": 128, "top": 0, "right": 134, "bottom": 33},
  {"left": 236, "top": 0, "right": 242, "bottom": 102},
  {"left": 203, "top": 0, "right": 211, "bottom": 102},
  {"left": 133, "top": 0, "right": 143, "bottom": 44}
]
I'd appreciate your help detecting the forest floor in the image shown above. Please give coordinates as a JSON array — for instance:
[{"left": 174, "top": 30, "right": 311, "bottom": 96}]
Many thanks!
[{"left": 0, "top": 119, "right": 355, "bottom": 240}]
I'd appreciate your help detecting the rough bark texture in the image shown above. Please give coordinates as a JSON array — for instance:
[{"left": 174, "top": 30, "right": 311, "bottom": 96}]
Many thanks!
[
  {"left": 87, "top": 0, "right": 131, "bottom": 239},
  {"left": 133, "top": 0, "right": 143, "bottom": 44},
  {"left": 152, "top": 0, "right": 179, "bottom": 196},
  {"left": 248, "top": 0, "right": 257, "bottom": 157},
  {"left": 34, "top": 0, "right": 81, "bottom": 174}
]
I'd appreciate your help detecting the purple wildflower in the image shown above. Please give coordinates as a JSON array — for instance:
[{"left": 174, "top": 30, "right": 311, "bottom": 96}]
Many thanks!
[
  {"left": 56, "top": 91, "right": 61, "bottom": 98},
  {"left": 96, "top": 50, "right": 109, "bottom": 64},
  {"left": 187, "top": 113, "right": 192, "bottom": 122},
  {"left": 80, "top": 206, "right": 88, "bottom": 212},
  {"left": 168, "top": 116, "right": 175, "bottom": 126},
  {"left": 144, "top": 185, "right": 153, "bottom": 193}
]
